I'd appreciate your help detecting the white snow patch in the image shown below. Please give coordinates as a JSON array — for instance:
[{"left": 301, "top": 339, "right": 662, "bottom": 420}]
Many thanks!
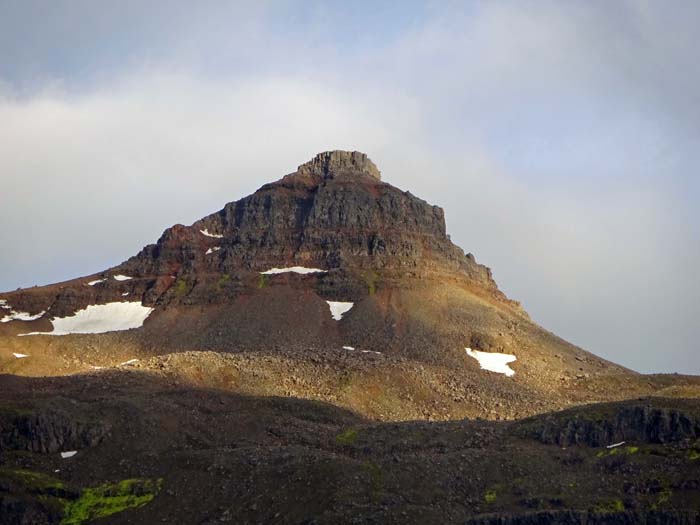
[
  {"left": 200, "top": 229, "right": 224, "bottom": 238},
  {"left": 1, "top": 309, "right": 45, "bottom": 323},
  {"left": 60, "top": 451, "right": 77, "bottom": 459},
  {"left": 91, "top": 365, "right": 104, "bottom": 370},
  {"left": 113, "top": 275, "right": 133, "bottom": 281},
  {"left": 465, "top": 347, "right": 517, "bottom": 377},
  {"left": 361, "top": 350, "right": 382, "bottom": 355},
  {"left": 87, "top": 278, "right": 106, "bottom": 286},
  {"left": 19, "top": 302, "right": 154, "bottom": 336},
  {"left": 119, "top": 359, "right": 139, "bottom": 366},
  {"left": 205, "top": 247, "right": 221, "bottom": 255},
  {"left": 342, "top": 346, "right": 355, "bottom": 351},
  {"left": 260, "top": 266, "right": 327, "bottom": 275},
  {"left": 12, "top": 353, "right": 29, "bottom": 358},
  {"left": 326, "top": 301, "right": 354, "bottom": 321},
  {"left": 606, "top": 441, "right": 626, "bottom": 449},
  {"left": 0, "top": 300, "right": 9, "bottom": 309},
  {"left": 122, "top": 292, "right": 129, "bottom": 296}
]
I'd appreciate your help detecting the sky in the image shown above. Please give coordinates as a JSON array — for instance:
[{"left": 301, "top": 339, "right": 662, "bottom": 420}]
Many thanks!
[{"left": 0, "top": 0, "right": 698, "bottom": 374}]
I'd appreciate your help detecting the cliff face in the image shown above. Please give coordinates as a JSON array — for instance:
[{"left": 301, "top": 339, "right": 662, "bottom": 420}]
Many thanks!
[
  {"left": 519, "top": 400, "right": 700, "bottom": 447},
  {"left": 129, "top": 150, "right": 499, "bottom": 291}
]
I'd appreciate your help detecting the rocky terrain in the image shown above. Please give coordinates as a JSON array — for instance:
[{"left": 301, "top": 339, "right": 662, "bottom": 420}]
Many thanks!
[
  {"left": 1, "top": 151, "right": 699, "bottom": 523},
  {"left": 0, "top": 372, "right": 699, "bottom": 524}
]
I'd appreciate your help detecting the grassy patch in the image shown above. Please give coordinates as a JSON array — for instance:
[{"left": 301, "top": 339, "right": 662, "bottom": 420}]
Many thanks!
[
  {"left": 362, "top": 271, "right": 378, "bottom": 296},
  {"left": 1, "top": 468, "right": 65, "bottom": 491},
  {"left": 61, "top": 478, "right": 162, "bottom": 525},
  {"left": 362, "top": 461, "right": 384, "bottom": 501},
  {"left": 217, "top": 274, "right": 231, "bottom": 289},
  {"left": 0, "top": 403, "right": 35, "bottom": 416},
  {"left": 689, "top": 450, "right": 700, "bottom": 461},
  {"left": 484, "top": 489, "right": 497, "bottom": 504},
  {"left": 596, "top": 445, "right": 639, "bottom": 458},
  {"left": 258, "top": 274, "right": 268, "bottom": 289},
  {"left": 592, "top": 498, "right": 624, "bottom": 513},
  {"left": 335, "top": 428, "right": 359, "bottom": 446},
  {"left": 174, "top": 279, "right": 188, "bottom": 296}
]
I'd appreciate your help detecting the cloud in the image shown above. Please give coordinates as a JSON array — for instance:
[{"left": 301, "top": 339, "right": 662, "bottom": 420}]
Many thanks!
[
  {"left": 0, "top": 72, "right": 420, "bottom": 287},
  {"left": 0, "top": 1, "right": 698, "bottom": 374}
]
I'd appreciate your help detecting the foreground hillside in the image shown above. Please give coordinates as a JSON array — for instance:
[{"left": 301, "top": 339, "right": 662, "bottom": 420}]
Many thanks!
[{"left": 1, "top": 370, "right": 699, "bottom": 524}]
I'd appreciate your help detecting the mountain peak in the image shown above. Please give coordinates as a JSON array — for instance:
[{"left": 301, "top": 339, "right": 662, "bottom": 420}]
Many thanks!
[{"left": 296, "top": 150, "right": 381, "bottom": 181}]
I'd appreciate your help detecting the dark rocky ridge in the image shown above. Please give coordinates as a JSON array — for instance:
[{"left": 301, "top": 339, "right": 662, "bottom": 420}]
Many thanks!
[
  {"left": 0, "top": 403, "right": 109, "bottom": 454},
  {"left": 518, "top": 399, "right": 700, "bottom": 447},
  {"left": 126, "top": 150, "right": 505, "bottom": 303}
]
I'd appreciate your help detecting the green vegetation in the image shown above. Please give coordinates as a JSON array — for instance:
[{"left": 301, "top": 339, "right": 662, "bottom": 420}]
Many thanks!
[
  {"left": 362, "top": 271, "right": 379, "bottom": 296},
  {"left": 1, "top": 468, "right": 65, "bottom": 491},
  {"left": 258, "top": 274, "right": 268, "bottom": 289},
  {"left": 596, "top": 445, "right": 639, "bottom": 458},
  {"left": 335, "top": 428, "right": 359, "bottom": 446},
  {"left": 484, "top": 489, "right": 497, "bottom": 504},
  {"left": 592, "top": 498, "right": 624, "bottom": 513},
  {"left": 1, "top": 469, "right": 161, "bottom": 523},
  {"left": 0, "top": 403, "right": 34, "bottom": 416},
  {"left": 689, "top": 449, "right": 700, "bottom": 461},
  {"left": 362, "top": 461, "right": 384, "bottom": 500},
  {"left": 217, "top": 274, "right": 231, "bottom": 289},
  {"left": 650, "top": 489, "right": 672, "bottom": 510},
  {"left": 61, "top": 478, "right": 162, "bottom": 525},
  {"left": 174, "top": 279, "right": 188, "bottom": 296}
]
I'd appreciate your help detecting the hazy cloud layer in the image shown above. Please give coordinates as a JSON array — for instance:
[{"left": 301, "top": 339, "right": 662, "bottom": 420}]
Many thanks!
[{"left": 1, "top": 1, "right": 698, "bottom": 373}]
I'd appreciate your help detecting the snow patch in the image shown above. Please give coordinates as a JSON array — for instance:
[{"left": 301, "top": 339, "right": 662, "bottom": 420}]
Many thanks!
[
  {"left": 606, "top": 441, "right": 626, "bottom": 449},
  {"left": 1, "top": 309, "right": 45, "bottom": 323},
  {"left": 361, "top": 350, "right": 382, "bottom": 355},
  {"left": 205, "top": 247, "right": 221, "bottom": 255},
  {"left": 12, "top": 353, "right": 29, "bottom": 358},
  {"left": 19, "top": 302, "right": 154, "bottom": 336},
  {"left": 122, "top": 292, "right": 129, "bottom": 296},
  {"left": 465, "top": 347, "right": 516, "bottom": 377},
  {"left": 119, "top": 359, "right": 139, "bottom": 366},
  {"left": 0, "top": 300, "right": 9, "bottom": 309},
  {"left": 200, "top": 229, "right": 224, "bottom": 238},
  {"left": 342, "top": 346, "right": 355, "bottom": 351},
  {"left": 260, "top": 266, "right": 327, "bottom": 275},
  {"left": 87, "top": 279, "right": 106, "bottom": 286},
  {"left": 60, "top": 451, "right": 77, "bottom": 459},
  {"left": 113, "top": 275, "right": 132, "bottom": 281},
  {"left": 326, "top": 301, "right": 354, "bottom": 321}
]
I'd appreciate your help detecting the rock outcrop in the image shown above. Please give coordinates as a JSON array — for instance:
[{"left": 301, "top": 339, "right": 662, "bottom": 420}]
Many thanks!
[
  {"left": 0, "top": 404, "right": 109, "bottom": 454},
  {"left": 127, "top": 150, "right": 502, "bottom": 297},
  {"left": 519, "top": 399, "right": 700, "bottom": 447},
  {"left": 464, "top": 510, "right": 700, "bottom": 525}
]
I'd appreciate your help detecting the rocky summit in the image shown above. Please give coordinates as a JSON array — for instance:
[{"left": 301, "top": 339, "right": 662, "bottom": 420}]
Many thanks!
[{"left": 1, "top": 151, "right": 699, "bottom": 524}]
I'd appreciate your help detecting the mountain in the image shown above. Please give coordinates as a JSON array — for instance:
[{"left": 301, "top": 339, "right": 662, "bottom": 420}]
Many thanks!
[
  {"left": 1, "top": 151, "right": 698, "bottom": 422},
  {"left": 1, "top": 151, "right": 699, "bottom": 523}
]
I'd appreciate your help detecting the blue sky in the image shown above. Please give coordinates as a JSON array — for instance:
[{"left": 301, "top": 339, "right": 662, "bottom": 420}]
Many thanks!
[{"left": 1, "top": 0, "right": 698, "bottom": 373}]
